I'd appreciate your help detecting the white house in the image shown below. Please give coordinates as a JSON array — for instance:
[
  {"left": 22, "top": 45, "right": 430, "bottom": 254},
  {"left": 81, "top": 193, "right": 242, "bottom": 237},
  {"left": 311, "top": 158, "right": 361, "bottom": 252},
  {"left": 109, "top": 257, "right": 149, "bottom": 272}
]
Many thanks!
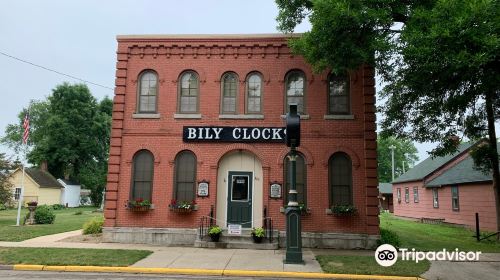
[{"left": 57, "top": 179, "right": 81, "bottom": 207}]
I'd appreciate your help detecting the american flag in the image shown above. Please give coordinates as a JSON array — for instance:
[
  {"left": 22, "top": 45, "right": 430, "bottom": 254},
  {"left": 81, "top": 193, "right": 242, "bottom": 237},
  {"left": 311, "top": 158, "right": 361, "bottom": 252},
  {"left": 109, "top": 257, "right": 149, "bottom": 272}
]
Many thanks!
[{"left": 22, "top": 113, "right": 29, "bottom": 144}]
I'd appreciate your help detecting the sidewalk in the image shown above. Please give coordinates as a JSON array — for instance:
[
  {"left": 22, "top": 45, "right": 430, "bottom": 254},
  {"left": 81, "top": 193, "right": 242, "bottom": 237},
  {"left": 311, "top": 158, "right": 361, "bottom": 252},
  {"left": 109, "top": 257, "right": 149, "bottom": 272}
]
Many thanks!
[{"left": 0, "top": 230, "right": 323, "bottom": 272}]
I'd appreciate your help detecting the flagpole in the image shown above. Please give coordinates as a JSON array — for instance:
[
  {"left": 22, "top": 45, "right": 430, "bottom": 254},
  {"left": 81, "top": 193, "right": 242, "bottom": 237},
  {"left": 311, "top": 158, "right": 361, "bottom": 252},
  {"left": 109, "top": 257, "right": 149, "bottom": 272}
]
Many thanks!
[
  {"left": 15, "top": 165, "right": 25, "bottom": 226},
  {"left": 16, "top": 108, "right": 30, "bottom": 226}
]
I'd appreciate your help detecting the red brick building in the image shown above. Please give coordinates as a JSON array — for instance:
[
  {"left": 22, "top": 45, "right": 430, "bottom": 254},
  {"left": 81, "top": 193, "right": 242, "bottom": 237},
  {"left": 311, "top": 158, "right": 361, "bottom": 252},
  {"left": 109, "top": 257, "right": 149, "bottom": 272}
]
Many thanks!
[
  {"left": 393, "top": 142, "right": 498, "bottom": 231},
  {"left": 103, "top": 34, "right": 379, "bottom": 248}
]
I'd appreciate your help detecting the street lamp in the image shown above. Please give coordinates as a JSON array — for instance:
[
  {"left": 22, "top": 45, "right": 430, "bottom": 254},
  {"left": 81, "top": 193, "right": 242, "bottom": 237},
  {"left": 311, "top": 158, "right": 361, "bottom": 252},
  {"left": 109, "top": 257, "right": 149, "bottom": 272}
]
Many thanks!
[{"left": 389, "top": 145, "right": 396, "bottom": 181}]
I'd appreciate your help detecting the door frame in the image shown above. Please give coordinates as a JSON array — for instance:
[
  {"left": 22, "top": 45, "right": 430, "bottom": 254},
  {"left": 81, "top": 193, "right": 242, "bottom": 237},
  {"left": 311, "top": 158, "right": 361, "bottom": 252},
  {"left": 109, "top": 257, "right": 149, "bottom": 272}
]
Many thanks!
[{"left": 226, "top": 170, "right": 254, "bottom": 228}]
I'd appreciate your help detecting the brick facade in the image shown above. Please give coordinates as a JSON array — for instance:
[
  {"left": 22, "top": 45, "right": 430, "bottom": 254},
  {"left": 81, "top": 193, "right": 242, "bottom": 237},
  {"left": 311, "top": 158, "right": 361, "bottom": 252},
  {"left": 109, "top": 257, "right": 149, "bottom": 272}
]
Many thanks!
[{"left": 104, "top": 34, "right": 379, "bottom": 247}]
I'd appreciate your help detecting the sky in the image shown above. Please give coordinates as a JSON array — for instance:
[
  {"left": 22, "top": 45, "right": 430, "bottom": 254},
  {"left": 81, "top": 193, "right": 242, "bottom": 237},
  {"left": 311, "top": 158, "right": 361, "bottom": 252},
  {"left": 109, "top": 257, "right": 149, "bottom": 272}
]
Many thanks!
[{"left": 0, "top": 0, "right": 436, "bottom": 165}]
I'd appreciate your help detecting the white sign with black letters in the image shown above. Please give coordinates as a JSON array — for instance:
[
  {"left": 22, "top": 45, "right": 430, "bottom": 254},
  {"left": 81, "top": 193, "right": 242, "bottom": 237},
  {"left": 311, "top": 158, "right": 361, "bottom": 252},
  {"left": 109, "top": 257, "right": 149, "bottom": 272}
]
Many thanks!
[
  {"left": 227, "top": 224, "right": 242, "bottom": 235},
  {"left": 197, "top": 182, "right": 209, "bottom": 197},
  {"left": 270, "top": 183, "right": 282, "bottom": 198}
]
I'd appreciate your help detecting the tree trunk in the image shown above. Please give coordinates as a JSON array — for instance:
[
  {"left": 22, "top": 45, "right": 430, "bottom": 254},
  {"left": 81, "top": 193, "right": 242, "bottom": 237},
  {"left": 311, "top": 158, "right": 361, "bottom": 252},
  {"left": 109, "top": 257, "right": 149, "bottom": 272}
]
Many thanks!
[{"left": 485, "top": 91, "right": 500, "bottom": 238}]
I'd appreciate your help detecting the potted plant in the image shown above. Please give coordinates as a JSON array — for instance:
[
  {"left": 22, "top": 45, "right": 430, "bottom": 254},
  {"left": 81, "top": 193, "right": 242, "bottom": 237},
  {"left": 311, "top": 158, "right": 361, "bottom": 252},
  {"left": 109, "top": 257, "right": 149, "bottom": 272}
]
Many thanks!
[
  {"left": 169, "top": 199, "right": 197, "bottom": 213},
  {"left": 331, "top": 204, "right": 357, "bottom": 216},
  {"left": 27, "top": 201, "right": 38, "bottom": 207},
  {"left": 127, "top": 198, "right": 152, "bottom": 212},
  {"left": 208, "top": 225, "right": 222, "bottom": 242},
  {"left": 251, "top": 227, "right": 265, "bottom": 243}
]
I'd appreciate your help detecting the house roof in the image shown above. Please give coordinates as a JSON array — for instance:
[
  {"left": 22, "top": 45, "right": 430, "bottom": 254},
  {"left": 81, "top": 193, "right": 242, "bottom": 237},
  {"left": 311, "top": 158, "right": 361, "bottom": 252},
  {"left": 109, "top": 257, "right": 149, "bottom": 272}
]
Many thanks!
[
  {"left": 25, "top": 168, "right": 63, "bottom": 189},
  {"left": 378, "top": 183, "right": 393, "bottom": 194},
  {"left": 392, "top": 142, "right": 473, "bottom": 183},
  {"left": 425, "top": 155, "right": 492, "bottom": 187},
  {"left": 58, "top": 179, "right": 79, "bottom": 186}
]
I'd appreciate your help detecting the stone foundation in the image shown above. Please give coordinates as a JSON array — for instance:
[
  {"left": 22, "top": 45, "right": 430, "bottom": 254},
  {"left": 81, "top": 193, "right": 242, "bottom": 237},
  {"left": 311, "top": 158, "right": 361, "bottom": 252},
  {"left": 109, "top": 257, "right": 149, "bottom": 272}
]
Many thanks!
[
  {"left": 103, "top": 227, "right": 197, "bottom": 246},
  {"left": 104, "top": 227, "right": 378, "bottom": 249}
]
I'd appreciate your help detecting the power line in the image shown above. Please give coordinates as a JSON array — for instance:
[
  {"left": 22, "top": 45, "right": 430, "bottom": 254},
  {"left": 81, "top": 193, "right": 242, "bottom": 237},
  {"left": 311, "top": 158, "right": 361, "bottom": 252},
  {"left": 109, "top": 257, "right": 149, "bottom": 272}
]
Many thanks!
[{"left": 0, "top": 51, "right": 114, "bottom": 91}]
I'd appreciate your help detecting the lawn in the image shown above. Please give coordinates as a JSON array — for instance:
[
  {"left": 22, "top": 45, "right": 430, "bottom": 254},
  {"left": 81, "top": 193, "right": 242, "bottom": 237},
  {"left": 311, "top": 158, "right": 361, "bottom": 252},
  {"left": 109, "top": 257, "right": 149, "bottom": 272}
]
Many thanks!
[
  {"left": 380, "top": 212, "right": 500, "bottom": 253},
  {"left": 0, "top": 207, "right": 102, "bottom": 242},
  {"left": 0, "top": 247, "right": 152, "bottom": 266},
  {"left": 316, "top": 255, "right": 430, "bottom": 277}
]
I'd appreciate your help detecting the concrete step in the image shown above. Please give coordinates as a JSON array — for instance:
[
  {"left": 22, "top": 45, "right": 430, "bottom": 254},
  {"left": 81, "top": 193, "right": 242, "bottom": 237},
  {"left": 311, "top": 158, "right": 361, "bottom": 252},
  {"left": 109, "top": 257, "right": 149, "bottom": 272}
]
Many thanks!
[{"left": 194, "top": 239, "right": 279, "bottom": 250}]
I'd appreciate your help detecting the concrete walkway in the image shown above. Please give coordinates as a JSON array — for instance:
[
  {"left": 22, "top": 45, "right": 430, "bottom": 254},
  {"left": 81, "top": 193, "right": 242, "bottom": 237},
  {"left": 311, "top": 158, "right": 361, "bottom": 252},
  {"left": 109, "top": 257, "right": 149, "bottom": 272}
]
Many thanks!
[
  {"left": 422, "top": 254, "right": 500, "bottom": 280},
  {"left": 0, "top": 230, "right": 322, "bottom": 273}
]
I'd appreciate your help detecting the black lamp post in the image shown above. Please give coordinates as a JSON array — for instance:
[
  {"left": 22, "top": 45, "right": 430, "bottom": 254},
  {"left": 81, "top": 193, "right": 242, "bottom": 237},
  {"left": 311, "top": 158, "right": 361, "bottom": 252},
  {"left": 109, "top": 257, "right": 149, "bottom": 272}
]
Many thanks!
[{"left": 284, "top": 104, "right": 303, "bottom": 264}]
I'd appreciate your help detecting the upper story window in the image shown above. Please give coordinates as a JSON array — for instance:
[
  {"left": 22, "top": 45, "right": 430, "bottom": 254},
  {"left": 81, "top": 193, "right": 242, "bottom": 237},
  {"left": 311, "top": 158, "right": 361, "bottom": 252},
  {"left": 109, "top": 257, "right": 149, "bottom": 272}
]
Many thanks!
[
  {"left": 221, "top": 72, "right": 238, "bottom": 114},
  {"left": 137, "top": 71, "right": 158, "bottom": 113},
  {"left": 246, "top": 73, "right": 262, "bottom": 114},
  {"left": 328, "top": 73, "right": 350, "bottom": 114},
  {"left": 131, "top": 150, "right": 154, "bottom": 202},
  {"left": 329, "top": 152, "right": 353, "bottom": 206},
  {"left": 178, "top": 71, "right": 199, "bottom": 113},
  {"left": 285, "top": 70, "right": 306, "bottom": 114}
]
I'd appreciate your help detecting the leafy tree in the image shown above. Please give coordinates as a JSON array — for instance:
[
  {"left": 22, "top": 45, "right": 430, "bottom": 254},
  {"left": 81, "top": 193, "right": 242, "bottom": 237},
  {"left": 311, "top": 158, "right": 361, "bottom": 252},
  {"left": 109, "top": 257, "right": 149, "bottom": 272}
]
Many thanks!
[
  {"left": 1, "top": 83, "right": 112, "bottom": 205},
  {"left": 377, "top": 136, "right": 419, "bottom": 183},
  {"left": 276, "top": 0, "right": 500, "bottom": 235},
  {"left": 0, "top": 153, "right": 16, "bottom": 205}
]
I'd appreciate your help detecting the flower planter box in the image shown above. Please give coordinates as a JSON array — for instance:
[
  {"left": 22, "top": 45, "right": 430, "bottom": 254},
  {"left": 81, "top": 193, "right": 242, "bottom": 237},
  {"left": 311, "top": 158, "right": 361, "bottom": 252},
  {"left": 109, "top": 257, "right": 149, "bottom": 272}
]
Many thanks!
[
  {"left": 170, "top": 207, "right": 193, "bottom": 213},
  {"left": 128, "top": 206, "right": 151, "bottom": 212}
]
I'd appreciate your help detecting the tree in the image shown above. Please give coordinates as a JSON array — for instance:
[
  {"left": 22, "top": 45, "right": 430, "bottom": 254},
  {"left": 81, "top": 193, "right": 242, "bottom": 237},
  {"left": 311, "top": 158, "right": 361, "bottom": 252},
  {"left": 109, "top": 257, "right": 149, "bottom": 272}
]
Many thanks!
[
  {"left": 377, "top": 136, "right": 419, "bottom": 183},
  {"left": 0, "top": 153, "right": 15, "bottom": 206},
  {"left": 276, "top": 0, "right": 500, "bottom": 235},
  {"left": 1, "top": 83, "right": 112, "bottom": 205}
]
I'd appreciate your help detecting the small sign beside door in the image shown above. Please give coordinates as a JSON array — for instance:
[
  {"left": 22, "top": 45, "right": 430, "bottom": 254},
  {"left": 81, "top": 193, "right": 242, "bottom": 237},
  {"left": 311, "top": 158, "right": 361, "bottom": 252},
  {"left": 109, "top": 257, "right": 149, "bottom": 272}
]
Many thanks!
[
  {"left": 197, "top": 181, "right": 209, "bottom": 197},
  {"left": 227, "top": 224, "right": 242, "bottom": 235},
  {"left": 270, "top": 183, "right": 282, "bottom": 198}
]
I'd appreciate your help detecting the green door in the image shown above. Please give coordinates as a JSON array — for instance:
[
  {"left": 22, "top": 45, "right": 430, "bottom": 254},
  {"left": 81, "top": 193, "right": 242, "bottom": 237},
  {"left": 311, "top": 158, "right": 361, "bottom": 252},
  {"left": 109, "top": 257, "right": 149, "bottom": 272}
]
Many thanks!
[{"left": 227, "top": 171, "right": 252, "bottom": 228}]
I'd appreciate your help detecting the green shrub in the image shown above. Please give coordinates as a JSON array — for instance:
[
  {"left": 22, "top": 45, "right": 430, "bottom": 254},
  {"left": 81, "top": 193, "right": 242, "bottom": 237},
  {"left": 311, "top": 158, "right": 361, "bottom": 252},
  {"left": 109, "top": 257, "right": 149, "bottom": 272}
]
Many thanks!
[
  {"left": 74, "top": 210, "right": 83, "bottom": 215},
  {"left": 377, "top": 228, "right": 401, "bottom": 248},
  {"left": 51, "top": 204, "right": 65, "bottom": 210},
  {"left": 34, "top": 205, "right": 56, "bottom": 224},
  {"left": 83, "top": 217, "right": 104, "bottom": 235},
  {"left": 0, "top": 204, "right": 7, "bottom": 211}
]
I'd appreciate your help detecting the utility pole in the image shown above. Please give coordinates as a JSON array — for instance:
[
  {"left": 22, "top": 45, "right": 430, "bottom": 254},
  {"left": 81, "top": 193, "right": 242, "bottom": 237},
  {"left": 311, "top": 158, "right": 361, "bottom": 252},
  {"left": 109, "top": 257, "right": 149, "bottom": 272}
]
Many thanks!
[{"left": 389, "top": 145, "right": 396, "bottom": 181}]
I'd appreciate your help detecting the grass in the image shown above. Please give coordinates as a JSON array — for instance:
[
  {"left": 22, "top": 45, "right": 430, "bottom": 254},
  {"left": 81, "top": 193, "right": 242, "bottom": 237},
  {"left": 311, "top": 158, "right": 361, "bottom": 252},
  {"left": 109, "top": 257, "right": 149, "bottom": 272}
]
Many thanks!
[
  {"left": 0, "top": 247, "right": 152, "bottom": 266},
  {"left": 316, "top": 255, "right": 430, "bottom": 277},
  {"left": 380, "top": 212, "right": 500, "bottom": 253},
  {"left": 0, "top": 206, "right": 102, "bottom": 242}
]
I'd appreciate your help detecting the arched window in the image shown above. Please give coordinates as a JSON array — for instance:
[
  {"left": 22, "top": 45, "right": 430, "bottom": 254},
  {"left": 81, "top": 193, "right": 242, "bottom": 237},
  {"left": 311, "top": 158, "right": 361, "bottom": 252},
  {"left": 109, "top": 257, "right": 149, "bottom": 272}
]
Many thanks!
[
  {"left": 174, "top": 151, "right": 197, "bottom": 202},
  {"left": 137, "top": 71, "right": 158, "bottom": 113},
  {"left": 221, "top": 72, "right": 238, "bottom": 114},
  {"left": 246, "top": 73, "right": 262, "bottom": 114},
  {"left": 328, "top": 73, "right": 350, "bottom": 114},
  {"left": 178, "top": 71, "right": 199, "bottom": 113},
  {"left": 285, "top": 70, "right": 306, "bottom": 114},
  {"left": 284, "top": 153, "right": 306, "bottom": 205},
  {"left": 329, "top": 152, "right": 353, "bottom": 206},
  {"left": 131, "top": 150, "right": 154, "bottom": 201}
]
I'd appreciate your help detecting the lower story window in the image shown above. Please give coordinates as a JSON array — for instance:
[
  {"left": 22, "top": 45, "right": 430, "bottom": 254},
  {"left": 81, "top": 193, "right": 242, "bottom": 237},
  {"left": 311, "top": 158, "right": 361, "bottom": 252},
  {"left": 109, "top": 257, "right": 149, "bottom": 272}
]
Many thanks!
[
  {"left": 432, "top": 188, "right": 439, "bottom": 208},
  {"left": 14, "top": 187, "right": 21, "bottom": 200},
  {"left": 451, "top": 186, "right": 459, "bottom": 211}
]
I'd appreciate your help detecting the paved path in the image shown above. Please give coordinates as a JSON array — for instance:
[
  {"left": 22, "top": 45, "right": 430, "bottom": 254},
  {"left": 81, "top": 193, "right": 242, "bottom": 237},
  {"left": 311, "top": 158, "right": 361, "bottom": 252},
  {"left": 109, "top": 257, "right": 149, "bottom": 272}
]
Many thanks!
[
  {"left": 422, "top": 254, "right": 500, "bottom": 280},
  {"left": 0, "top": 230, "right": 322, "bottom": 273}
]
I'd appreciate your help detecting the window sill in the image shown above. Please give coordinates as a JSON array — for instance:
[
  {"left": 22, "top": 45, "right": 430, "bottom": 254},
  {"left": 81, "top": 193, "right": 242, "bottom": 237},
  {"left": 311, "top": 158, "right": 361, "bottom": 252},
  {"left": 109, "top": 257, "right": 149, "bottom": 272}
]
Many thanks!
[
  {"left": 219, "top": 114, "right": 264, "bottom": 120},
  {"left": 324, "top": 114, "right": 354, "bottom": 120},
  {"left": 174, "top": 113, "right": 202, "bottom": 119},
  {"left": 132, "top": 113, "right": 160, "bottom": 119},
  {"left": 280, "top": 114, "right": 310, "bottom": 120}
]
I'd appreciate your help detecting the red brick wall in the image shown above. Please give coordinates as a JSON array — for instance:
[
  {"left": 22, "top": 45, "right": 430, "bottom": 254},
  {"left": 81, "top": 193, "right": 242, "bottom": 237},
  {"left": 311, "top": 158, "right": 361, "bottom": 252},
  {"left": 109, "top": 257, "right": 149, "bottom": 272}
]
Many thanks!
[
  {"left": 105, "top": 35, "right": 378, "bottom": 235},
  {"left": 393, "top": 181, "right": 497, "bottom": 231}
]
